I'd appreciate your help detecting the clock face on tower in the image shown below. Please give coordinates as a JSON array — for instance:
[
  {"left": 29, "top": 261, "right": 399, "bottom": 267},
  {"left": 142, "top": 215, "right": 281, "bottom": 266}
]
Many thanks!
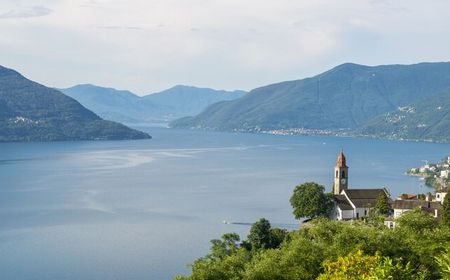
[{"left": 341, "top": 178, "right": 346, "bottom": 184}]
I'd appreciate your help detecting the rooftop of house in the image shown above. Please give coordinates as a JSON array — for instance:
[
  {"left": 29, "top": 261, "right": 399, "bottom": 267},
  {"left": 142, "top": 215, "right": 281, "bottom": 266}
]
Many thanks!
[
  {"left": 399, "top": 194, "right": 418, "bottom": 200},
  {"left": 391, "top": 199, "right": 441, "bottom": 210}
]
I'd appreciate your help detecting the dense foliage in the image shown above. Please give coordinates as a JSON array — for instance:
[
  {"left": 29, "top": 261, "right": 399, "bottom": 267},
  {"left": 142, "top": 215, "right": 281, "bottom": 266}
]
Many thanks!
[
  {"left": 175, "top": 210, "right": 450, "bottom": 280},
  {"left": 317, "top": 250, "right": 422, "bottom": 280},
  {"left": 0, "top": 65, "right": 151, "bottom": 142},
  {"left": 171, "top": 62, "right": 450, "bottom": 139}
]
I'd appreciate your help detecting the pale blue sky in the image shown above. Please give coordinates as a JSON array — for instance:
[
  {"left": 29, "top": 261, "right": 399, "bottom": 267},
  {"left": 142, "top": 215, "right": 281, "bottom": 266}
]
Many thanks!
[{"left": 0, "top": 0, "right": 449, "bottom": 95}]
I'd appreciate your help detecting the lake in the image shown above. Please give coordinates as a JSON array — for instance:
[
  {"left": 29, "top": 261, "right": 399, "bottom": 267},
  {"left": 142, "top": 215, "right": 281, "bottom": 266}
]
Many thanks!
[{"left": 0, "top": 127, "right": 449, "bottom": 280}]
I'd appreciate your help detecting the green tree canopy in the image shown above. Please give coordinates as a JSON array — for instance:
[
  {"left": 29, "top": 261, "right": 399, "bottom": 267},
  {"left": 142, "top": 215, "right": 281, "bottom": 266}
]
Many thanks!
[
  {"left": 374, "top": 192, "right": 390, "bottom": 216},
  {"left": 396, "top": 208, "right": 437, "bottom": 233},
  {"left": 209, "top": 232, "right": 241, "bottom": 260},
  {"left": 269, "top": 228, "right": 288, "bottom": 249},
  {"left": 175, "top": 217, "right": 449, "bottom": 280},
  {"left": 247, "top": 218, "right": 272, "bottom": 250},
  {"left": 442, "top": 193, "right": 450, "bottom": 226},
  {"left": 290, "top": 182, "right": 333, "bottom": 219}
]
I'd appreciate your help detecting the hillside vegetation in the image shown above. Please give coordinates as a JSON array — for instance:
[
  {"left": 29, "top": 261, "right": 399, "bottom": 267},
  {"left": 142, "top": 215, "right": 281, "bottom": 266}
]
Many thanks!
[
  {"left": 359, "top": 89, "right": 450, "bottom": 142},
  {"left": 0, "top": 66, "right": 150, "bottom": 142},
  {"left": 175, "top": 182, "right": 450, "bottom": 280}
]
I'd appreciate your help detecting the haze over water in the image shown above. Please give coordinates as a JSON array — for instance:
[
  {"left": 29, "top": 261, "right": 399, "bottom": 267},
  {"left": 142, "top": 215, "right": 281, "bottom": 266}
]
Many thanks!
[{"left": 0, "top": 127, "right": 449, "bottom": 280}]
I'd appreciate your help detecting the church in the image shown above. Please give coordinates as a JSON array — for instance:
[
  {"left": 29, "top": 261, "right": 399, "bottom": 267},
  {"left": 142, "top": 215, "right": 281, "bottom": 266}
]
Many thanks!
[{"left": 331, "top": 151, "right": 389, "bottom": 221}]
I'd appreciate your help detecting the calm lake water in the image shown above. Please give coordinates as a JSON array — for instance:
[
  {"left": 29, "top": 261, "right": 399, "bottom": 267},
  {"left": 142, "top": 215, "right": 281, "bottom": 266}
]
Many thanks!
[{"left": 1, "top": 127, "right": 449, "bottom": 280}]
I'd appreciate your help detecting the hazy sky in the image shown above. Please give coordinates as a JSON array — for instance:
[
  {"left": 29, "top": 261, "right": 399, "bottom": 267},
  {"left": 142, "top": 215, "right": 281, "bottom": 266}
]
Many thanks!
[{"left": 1, "top": 0, "right": 449, "bottom": 95}]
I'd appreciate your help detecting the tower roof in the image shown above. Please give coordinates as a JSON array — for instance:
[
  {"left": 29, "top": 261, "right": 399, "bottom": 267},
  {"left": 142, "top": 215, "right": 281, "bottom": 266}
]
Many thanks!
[{"left": 336, "top": 151, "right": 348, "bottom": 168}]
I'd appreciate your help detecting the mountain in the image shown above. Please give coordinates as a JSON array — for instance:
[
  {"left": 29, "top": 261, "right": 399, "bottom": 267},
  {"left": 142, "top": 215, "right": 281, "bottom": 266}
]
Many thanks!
[
  {"left": 61, "top": 84, "right": 154, "bottom": 123},
  {"left": 171, "top": 62, "right": 450, "bottom": 132},
  {"left": 359, "top": 89, "right": 450, "bottom": 142},
  {"left": 143, "top": 85, "right": 247, "bottom": 118},
  {"left": 61, "top": 84, "right": 246, "bottom": 125},
  {"left": 0, "top": 66, "right": 151, "bottom": 142}
]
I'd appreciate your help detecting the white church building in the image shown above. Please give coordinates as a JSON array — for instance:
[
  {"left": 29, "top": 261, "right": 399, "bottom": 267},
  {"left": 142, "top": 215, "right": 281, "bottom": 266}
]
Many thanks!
[{"left": 331, "top": 152, "right": 389, "bottom": 221}]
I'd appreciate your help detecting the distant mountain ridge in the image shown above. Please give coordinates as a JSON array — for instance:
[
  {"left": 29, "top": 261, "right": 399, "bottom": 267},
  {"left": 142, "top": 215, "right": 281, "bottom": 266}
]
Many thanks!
[
  {"left": 171, "top": 62, "right": 450, "bottom": 142},
  {"left": 61, "top": 84, "right": 246, "bottom": 125},
  {"left": 0, "top": 66, "right": 151, "bottom": 142}
]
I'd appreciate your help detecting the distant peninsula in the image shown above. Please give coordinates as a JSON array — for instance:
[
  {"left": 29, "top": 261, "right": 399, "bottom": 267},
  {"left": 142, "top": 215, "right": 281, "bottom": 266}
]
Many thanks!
[{"left": 0, "top": 65, "right": 151, "bottom": 142}]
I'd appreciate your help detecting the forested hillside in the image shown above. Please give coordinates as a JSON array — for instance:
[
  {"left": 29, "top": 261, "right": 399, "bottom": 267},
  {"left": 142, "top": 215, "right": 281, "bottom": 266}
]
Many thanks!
[{"left": 0, "top": 66, "right": 150, "bottom": 142}]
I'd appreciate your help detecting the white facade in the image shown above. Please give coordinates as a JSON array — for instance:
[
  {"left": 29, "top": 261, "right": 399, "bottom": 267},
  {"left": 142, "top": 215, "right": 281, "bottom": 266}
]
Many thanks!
[
  {"left": 353, "top": 207, "right": 370, "bottom": 219},
  {"left": 334, "top": 206, "right": 370, "bottom": 220},
  {"left": 393, "top": 208, "right": 410, "bottom": 218},
  {"left": 436, "top": 192, "right": 448, "bottom": 203},
  {"left": 336, "top": 207, "right": 354, "bottom": 220}
]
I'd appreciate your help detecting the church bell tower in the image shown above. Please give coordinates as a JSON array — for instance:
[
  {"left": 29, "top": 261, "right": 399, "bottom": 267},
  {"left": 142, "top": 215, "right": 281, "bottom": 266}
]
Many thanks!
[{"left": 333, "top": 151, "right": 349, "bottom": 195}]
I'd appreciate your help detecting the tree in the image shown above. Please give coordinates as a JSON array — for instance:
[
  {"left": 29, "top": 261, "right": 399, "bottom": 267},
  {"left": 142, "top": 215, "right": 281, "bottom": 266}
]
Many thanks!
[
  {"left": 374, "top": 192, "right": 390, "bottom": 216},
  {"left": 442, "top": 194, "right": 450, "bottom": 226},
  {"left": 396, "top": 208, "right": 437, "bottom": 233},
  {"left": 269, "top": 228, "right": 288, "bottom": 248},
  {"left": 247, "top": 218, "right": 272, "bottom": 250},
  {"left": 209, "top": 232, "right": 241, "bottom": 260},
  {"left": 290, "top": 182, "right": 333, "bottom": 219}
]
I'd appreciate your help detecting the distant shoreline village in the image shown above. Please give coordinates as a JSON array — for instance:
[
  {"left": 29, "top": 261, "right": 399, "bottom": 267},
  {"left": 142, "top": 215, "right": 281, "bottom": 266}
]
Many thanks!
[{"left": 407, "top": 156, "right": 450, "bottom": 191}]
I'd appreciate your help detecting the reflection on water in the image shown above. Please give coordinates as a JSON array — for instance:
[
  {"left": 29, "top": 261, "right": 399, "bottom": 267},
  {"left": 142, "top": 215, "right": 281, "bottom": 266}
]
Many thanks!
[{"left": 0, "top": 127, "right": 449, "bottom": 280}]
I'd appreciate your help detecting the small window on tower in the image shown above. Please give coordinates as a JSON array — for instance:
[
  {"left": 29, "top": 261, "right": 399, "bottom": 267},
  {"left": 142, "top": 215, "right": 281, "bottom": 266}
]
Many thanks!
[
  {"left": 336, "top": 170, "right": 338, "bottom": 177},
  {"left": 342, "top": 171, "right": 346, "bottom": 178}
]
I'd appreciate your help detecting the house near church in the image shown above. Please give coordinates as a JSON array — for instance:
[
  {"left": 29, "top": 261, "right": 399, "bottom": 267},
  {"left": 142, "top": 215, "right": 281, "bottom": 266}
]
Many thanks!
[
  {"left": 331, "top": 152, "right": 390, "bottom": 221},
  {"left": 390, "top": 199, "right": 440, "bottom": 219},
  {"left": 384, "top": 197, "right": 442, "bottom": 229}
]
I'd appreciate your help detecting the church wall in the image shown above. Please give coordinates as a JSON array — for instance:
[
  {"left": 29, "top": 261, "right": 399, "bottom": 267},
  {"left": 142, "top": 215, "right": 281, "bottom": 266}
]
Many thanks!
[
  {"left": 340, "top": 209, "right": 354, "bottom": 220},
  {"left": 333, "top": 207, "right": 354, "bottom": 220},
  {"left": 354, "top": 207, "right": 370, "bottom": 219}
]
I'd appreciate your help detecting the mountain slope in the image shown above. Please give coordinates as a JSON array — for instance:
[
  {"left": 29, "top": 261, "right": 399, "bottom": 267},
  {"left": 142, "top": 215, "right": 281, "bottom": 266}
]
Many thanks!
[
  {"left": 61, "top": 84, "right": 155, "bottom": 123},
  {"left": 0, "top": 66, "right": 151, "bottom": 142},
  {"left": 61, "top": 85, "right": 246, "bottom": 124},
  {"left": 359, "top": 89, "right": 450, "bottom": 142},
  {"left": 143, "top": 85, "right": 246, "bottom": 118},
  {"left": 171, "top": 62, "right": 450, "bottom": 131}
]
